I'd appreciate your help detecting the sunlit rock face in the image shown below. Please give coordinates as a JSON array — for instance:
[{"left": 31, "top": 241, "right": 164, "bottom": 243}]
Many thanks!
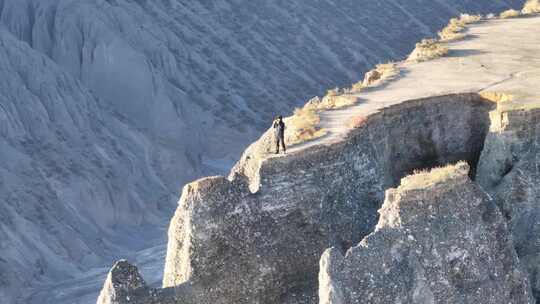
[{"left": 0, "top": 0, "right": 524, "bottom": 302}]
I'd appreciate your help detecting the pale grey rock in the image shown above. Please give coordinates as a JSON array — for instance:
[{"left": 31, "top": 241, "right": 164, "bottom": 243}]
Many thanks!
[
  {"left": 476, "top": 107, "right": 540, "bottom": 301},
  {"left": 362, "top": 69, "right": 382, "bottom": 87},
  {"left": 161, "top": 94, "right": 496, "bottom": 304},
  {"left": 0, "top": 0, "right": 525, "bottom": 302},
  {"left": 319, "top": 162, "right": 534, "bottom": 304},
  {"left": 97, "top": 260, "right": 188, "bottom": 304},
  {"left": 0, "top": 27, "right": 178, "bottom": 304}
]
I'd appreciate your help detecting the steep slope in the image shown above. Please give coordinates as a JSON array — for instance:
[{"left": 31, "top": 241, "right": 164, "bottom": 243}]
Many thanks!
[
  {"left": 0, "top": 0, "right": 524, "bottom": 163},
  {"left": 0, "top": 0, "right": 526, "bottom": 303},
  {"left": 0, "top": 27, "right": 177, "bottom": 303}
]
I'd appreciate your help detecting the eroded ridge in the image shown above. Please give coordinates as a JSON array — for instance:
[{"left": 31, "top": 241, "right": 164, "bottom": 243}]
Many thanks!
[{"left": 161, "top": 94, "right": 496, "bottom": 303}]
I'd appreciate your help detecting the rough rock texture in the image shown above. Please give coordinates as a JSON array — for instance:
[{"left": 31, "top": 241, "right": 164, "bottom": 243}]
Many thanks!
[
  {"left": 95, "top": 12, "right": 540, "bottom": 304},
  {"left": 97, "top": 260, "right": 187, "bottom": 304},
  {"left": 0, "top": 1, "right": 525, "bottom": 302},
  {"left": 319, "top": 163, "right": 534, "bottom": 304},
  {"left": 477, "top": 106, "right": 540, "bottom": 301},
  {"left": 161, "top": 94, "right": 495, "bottom": 303},
  {"left": 97, "top": 260, "right": 147, "bottom": 304}
]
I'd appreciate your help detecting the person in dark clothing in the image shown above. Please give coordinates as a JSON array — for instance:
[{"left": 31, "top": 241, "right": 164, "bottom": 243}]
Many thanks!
[{"left": 273, "top": 115, "right": 286, "bottom": 154}]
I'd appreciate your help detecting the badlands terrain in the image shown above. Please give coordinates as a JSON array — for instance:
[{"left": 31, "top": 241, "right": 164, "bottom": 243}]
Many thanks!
[
  {"left": 0, "top": 0, "right": 529, "bottom": 303},
  {"left": 97, "top": 10, "right": 540, "bottom": 304}
]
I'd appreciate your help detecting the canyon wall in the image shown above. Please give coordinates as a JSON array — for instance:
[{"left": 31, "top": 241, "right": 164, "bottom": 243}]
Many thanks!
[
  {"left": 95, "top": 9, "right": 540, "bottom": 303},
  {"left": 477, "top": 106, "right": 540, "bottom": 299},
  {"left": 0, "top": 1, "right": 526, "bottom": 302},
  {"left": 100, "top": 94, "right": 540, "bottom": 304},
  {"left": 161, "top": 94, "right": 495, "bottom": 303}
]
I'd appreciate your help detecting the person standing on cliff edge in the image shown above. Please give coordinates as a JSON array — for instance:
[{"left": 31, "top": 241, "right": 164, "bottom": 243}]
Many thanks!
[{"left": 273, "top": 115, "right": 286, "bottom": 154}]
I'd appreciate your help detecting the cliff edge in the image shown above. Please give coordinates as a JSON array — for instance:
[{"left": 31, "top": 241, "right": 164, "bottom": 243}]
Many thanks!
[{"left": 97, "top": 9, "right": 540, "bottom": 304}]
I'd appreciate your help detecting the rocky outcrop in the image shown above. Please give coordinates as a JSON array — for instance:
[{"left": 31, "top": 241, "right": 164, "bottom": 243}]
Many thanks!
[
  {"left": 161, "top": 94, "right": 496, "bottom": 303},
  {"left": 477, "top": 106, "right": 540, "bottom": 300},
  {"left": 97, "top": 260, "right": 147, "bottom": 304},
  {"left": 2, "top": 1, "right": 525, "bottom": 301},
  {"left": 0, "top": 26, "right": 176, "bottom": 303},
  {"left": 97, "top": 260, "right": 191, "bottom": 304},
  {"left": 319, "top": 162, "right": 534, "bottom": 304},
  {"left": 96, "top": 93, "right": 540, "bottom": 304},
  {"left": 92, "top": 9, "right": 540, "bottom": 304}
]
